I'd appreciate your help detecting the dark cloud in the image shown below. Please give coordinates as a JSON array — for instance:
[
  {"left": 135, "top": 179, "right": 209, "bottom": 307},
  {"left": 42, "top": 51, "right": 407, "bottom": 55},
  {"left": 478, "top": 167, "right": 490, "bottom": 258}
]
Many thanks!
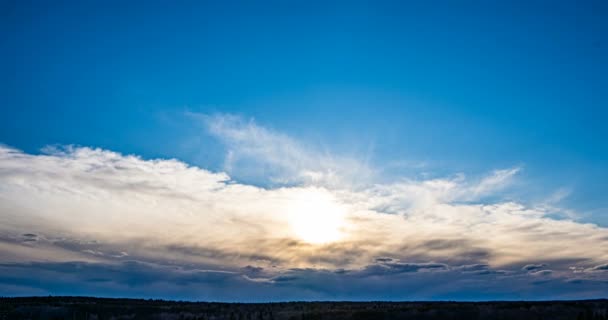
[
  {"left": 422, "top": 239, "right": 471, "bottom": 251},
  {"left": 242, "top": 265, "right": 264, "bottom": 277},
  {"left": 243, "top": 265, "right": 263, "bottom": 273},
  {"left": 165, "top": 244, "right": 280, "bottom": 265},
  {"left": 395, "top": 240, "right": 492, "bottom": 266},
  {"left": 469, "top": 269, "right": 510, "bottom": 276},
  {"left": 272, "top": 275, "right": 299, "bottom": 283},
  {"left": 522, "top": 264, "right": 547, "bottom": 271},
  {"left": 359, "top": 260, "right": 449, "bottom": 277},
  {"left": 585, "top": 263, "right": 608, "bottom": 272},
  {"left": 0, "top": 260, "right": 607, "bottom": 301},
  {"left": 455, "top": 264, "right": 489, "bottom": 272},
  {"left": 382, "top": 262, "right": 449, "bottom": 273},
  {"left": 300, "top": 244, "right": 369, "bottom": 267},
  {"left": 529, "top": 270, "right": 553, "bottom": 276}
]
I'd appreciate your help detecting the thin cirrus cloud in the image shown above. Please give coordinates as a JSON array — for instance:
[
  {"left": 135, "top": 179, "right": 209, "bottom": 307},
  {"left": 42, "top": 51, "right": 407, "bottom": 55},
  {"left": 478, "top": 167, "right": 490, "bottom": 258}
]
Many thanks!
[
  {"left": 196, "top": 112, "right": 375, "bottom": 187},
  {"left": 0, "top": 113, "right": 607, "bottom": 300}
]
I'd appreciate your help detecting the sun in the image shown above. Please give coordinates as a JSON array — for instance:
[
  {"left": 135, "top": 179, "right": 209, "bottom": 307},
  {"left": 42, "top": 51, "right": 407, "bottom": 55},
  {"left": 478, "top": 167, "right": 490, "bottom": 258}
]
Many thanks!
[{"left": 287, "top": 189, "right": 346, "bottom": 244}]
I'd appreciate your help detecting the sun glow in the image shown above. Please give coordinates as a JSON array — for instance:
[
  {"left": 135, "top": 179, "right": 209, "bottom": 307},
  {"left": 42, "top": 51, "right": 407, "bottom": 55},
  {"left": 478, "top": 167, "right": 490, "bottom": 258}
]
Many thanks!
[{"left": 287, "top": 189, "right": 346, "bottom": 244}]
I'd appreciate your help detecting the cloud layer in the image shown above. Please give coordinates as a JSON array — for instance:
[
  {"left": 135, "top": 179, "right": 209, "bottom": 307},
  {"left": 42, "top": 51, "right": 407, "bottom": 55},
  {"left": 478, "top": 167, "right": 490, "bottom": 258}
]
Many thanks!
[{"left": 0, "top": 115, "right": 607, "bottom": 300}]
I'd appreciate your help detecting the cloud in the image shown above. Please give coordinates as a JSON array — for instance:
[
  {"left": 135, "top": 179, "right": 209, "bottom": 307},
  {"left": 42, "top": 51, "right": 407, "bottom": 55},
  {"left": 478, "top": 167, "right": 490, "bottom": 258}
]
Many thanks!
[
  {"left": 466, "top": 167, "right": 521, "bottom": 200},
  {"left": 455, "top": 264, "right": 490, "bottom": 273},
  {"left": 193, "top": 113, "right": 374, "bottom": 187},
  {"left": 585, "top": 263, "right": 608, "bottom": 272},
  {"left": 522, "top": 264, "right": 547, "bottom": 272},
  {"left": 360, "top": 260, "right": 449, "bottom": 276},
  {"left": 3, "top": 259, "right": 605, "bottom": 301},
  {"left": 529, "top": 269, "right": 553, "bottom": 276},
  {"left": 1, "top": 116, "right": 608, "bottom": 299}
]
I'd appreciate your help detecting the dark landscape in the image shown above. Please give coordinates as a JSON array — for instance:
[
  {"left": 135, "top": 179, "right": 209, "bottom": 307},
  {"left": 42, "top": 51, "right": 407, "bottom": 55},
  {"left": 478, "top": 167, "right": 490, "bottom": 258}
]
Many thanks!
[{"left": 1, "top": 297, "right": 607, "bottom": 320}]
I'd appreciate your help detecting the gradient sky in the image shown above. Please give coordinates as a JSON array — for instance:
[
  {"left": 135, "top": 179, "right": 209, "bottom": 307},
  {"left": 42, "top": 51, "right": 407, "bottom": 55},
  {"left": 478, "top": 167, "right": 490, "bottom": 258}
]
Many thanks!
[{"left": 0, "top": 0, "right": 607, "bottom": 301}]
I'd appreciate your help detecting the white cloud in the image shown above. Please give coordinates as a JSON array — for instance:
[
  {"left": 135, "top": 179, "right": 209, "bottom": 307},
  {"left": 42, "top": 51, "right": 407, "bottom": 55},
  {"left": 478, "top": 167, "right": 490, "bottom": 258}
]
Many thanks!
[
  {"left": 0, "top": 118, "right": 607, "bottom": 283},
  {"left": 463, "top": 167, "right": 521, "bottom": 200},
  {"left": 192, "top": 113, "right": 374, "bottom": 187}
]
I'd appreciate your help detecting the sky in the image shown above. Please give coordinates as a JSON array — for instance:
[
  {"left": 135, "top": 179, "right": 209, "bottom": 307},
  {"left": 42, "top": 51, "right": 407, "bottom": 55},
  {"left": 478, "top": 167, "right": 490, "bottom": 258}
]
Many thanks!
[{"left": 0, "top": 0, "right": 607, "bottom": 301}]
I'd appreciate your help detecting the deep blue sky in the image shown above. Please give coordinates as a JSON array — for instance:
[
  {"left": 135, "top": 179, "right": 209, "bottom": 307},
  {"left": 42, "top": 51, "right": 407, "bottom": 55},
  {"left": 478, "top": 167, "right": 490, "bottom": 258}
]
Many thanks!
[{"left": 1, "top": 0, "right": 607, "bottom": 219}]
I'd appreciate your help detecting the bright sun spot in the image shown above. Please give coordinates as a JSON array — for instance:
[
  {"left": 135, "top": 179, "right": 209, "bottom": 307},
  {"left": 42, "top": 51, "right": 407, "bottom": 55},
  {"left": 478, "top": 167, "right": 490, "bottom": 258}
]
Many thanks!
[{"left": 287, "top": 189, "right": 346, "bottom": 244}]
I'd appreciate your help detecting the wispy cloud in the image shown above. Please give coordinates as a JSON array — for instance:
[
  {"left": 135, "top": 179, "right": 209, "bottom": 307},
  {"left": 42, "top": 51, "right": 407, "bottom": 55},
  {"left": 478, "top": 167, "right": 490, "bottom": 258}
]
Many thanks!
[{"left": 192, "top": 113, "right": 375, "bottom": 187}]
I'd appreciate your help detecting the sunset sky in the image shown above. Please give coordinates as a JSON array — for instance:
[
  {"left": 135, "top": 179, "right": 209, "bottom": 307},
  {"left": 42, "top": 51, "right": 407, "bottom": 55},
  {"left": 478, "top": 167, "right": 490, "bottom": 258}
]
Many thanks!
[{"left": 1, "top": 0, "right": 607, "bottom": 301}]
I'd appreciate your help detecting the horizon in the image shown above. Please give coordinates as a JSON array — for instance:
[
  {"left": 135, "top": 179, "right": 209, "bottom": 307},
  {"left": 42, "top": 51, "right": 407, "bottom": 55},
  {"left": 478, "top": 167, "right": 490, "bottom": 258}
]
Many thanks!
[
  {"left": 1, "top": 0, "right": 607, "bottom": 301},
  {"left": 3, "top": 296, "right": 608, "bottom": 303}
]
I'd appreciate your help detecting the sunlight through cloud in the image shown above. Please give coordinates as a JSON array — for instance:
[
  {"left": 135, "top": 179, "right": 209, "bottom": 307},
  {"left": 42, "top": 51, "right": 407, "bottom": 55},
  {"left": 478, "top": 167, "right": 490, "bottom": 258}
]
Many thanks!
[{"left": 286, "top": 188, "right": 346, "bottom": 244}]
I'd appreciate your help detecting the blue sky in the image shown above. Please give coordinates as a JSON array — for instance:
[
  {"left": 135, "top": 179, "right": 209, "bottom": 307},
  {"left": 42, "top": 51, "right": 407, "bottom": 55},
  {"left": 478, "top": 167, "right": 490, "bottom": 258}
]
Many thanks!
[
  {"left": 0, "top": 1, "right": 607, "bottom": 300},
  {"left": 2, "top": 0, "right": 607, "bottom": 219}
]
